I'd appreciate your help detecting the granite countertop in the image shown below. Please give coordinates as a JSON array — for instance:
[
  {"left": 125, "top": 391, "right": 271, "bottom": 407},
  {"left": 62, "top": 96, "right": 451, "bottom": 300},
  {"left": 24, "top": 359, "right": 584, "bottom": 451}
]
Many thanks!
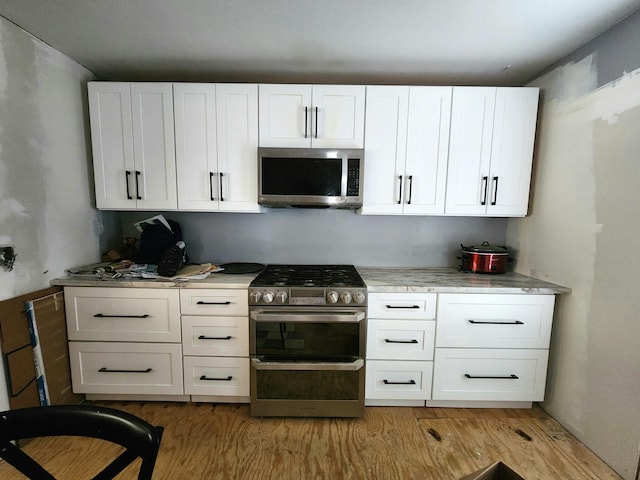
[
  {"left": 52, "top": 267, "right": 570, "bottom": 294},
  {"left": 357, "top": 267, "right": 570, "bottom": 294},
  {"left": 51, "top": 272, "right": 258, "bottom": 289}
]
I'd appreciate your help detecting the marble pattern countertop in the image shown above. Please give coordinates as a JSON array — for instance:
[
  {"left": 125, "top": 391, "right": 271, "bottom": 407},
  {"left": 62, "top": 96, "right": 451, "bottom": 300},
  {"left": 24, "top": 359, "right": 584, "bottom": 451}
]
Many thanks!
[
  {"left": 52, "top": 267, "right": 570, "bottom": 294},
  {"left": 51, "top": 273, "right": 258, "bottom": 289},
  {"left": 357, "top": 267, "right": 570, "bottom": 294}
]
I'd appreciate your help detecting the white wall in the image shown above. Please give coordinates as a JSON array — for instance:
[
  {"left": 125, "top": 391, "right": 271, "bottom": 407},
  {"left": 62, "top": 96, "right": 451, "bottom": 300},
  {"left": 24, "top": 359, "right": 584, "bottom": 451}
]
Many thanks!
[
  {"left": 508, "top": 58, "right": 640, "bottom": 480},
  {"left": 0, "top": 18, "right": 100, "bottom": 409}
]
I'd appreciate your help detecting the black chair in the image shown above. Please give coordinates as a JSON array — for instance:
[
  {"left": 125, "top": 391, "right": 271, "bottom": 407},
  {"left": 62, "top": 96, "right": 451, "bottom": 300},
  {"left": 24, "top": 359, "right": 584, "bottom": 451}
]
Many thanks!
[{"left": 0, "top": 404, "right": 164, "bottom": 480}]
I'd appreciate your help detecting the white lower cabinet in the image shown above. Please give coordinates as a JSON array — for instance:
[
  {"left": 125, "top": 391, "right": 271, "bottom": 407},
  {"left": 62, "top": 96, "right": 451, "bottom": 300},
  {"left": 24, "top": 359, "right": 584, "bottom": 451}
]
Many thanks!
[
  {"left": 180, "top": 289, "right": 250, "bottom": 403},
  {"left": 183, "top": 356, "right": 249, "bottom": 397},
  {"left": 69, "top": 342, "right": 184, "bottom": 395},
  {"left": 365, "top": 293, "right": 437, "bottom": 406},
  {"left": 64, "top": 286, "right": 249, "bottom": 402},
  {"left": 430, "top": 293, "right": 555, "bottom": 406},
  {"left": 431, "top": 348, "right": 548, "bottom": 402},
  {"left": 64, "top": 287, "right": 185, "bottom": 399}
]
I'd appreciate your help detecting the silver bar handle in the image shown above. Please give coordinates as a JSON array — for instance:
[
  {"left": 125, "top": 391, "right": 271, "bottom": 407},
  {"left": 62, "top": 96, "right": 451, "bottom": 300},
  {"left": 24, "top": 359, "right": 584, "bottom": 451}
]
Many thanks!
[
  {"left": 251, "top": 358, "right": 364, "bottom": 371},
  {"left": 250, "top": 311, "right": 365, "bottom": 323}
]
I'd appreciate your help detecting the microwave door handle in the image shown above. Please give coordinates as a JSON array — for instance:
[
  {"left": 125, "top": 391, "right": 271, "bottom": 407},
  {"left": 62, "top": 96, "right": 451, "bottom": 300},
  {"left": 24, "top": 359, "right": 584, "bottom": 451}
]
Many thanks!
[
  {"left": 252, "top": 358, "right": 364, "bottom": 371},
  {"left": 250, "top": 311, "right": 365, "bottom": 322},
  {"left": 304, "top": 106, "right": 308, "bottom": 138}
]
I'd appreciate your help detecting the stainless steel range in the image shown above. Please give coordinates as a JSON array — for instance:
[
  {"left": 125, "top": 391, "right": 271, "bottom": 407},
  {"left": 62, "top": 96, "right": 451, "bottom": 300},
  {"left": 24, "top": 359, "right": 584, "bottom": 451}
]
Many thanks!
[{"left": 248, "top": 265, "right": 367, "bottom": 417}]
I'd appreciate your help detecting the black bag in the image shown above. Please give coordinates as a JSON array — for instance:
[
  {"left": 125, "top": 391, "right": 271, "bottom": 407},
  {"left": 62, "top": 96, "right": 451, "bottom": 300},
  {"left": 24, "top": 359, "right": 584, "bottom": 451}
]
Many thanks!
[{"left": 135, "top": 220, "right": 184, "bottom": 265}]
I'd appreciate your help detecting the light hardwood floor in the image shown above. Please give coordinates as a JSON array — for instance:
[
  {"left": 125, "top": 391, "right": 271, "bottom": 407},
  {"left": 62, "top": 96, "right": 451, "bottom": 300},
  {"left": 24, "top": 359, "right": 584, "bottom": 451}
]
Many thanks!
[{"left": 0, "top": 401, "right": 623, "bottom": 480}]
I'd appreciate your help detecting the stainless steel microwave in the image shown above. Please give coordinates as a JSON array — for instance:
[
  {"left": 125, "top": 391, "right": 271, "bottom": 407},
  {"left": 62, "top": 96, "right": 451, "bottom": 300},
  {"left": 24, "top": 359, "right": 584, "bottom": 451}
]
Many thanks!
[{"left": 258, "top": 147, "right": 364, "bottom": 208}]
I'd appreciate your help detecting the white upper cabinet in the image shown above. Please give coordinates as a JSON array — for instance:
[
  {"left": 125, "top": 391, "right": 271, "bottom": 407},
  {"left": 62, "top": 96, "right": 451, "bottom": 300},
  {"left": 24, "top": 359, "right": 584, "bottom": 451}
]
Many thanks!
[
  {"left": 258, "top": 84, "right": 365, "bottom": 148},
  {"left": 215, "top": 84, "right": 260, "bottom": 212},
  {"left": 89, "top": 82, "right": 177, "bottom": 210},
  {"left": 445, "top": 86, "right": 539, "bottom": 216},
  {"left": 174, "top": 83, "right": 260, "bottom": 212},
  {"left": 362, "top": 86, "right": 451, "bottom": 215}
]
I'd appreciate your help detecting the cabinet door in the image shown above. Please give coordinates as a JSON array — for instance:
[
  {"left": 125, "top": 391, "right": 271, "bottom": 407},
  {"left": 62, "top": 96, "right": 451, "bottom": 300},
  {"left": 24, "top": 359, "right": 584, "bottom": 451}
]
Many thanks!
[
  {"left": 445, "top": 87, "right": 496, "bottom": 215},
  {"left": 436, "top": 294, "right": 554, "bottom": 349},
  {"left": 130, "top": 83, "right": 177, "bottom": 210},
  {"left": 174, "top": 83, "right": 219, "bottom": 211},
  {"left": 216, "top": 84, "right": 261, "bottom": 212},
  {"left": 432, "top": 348, "right": 548, "bottom": 401},
  {"left": 310, "top": 85, "right": 365, "bottom": 148},
  {"left": 365, "top": 360, "right": 433, "bottom": 401},
  {"left": 361, "top": 86, "right": 409, "bottom": 214},
  {"left": 88, "top": 82, "right": 136, "bottom": 209},
  {"left": 403, "top": 87, "right": 452, "bottom": 215},
  {"left": 69, "top": 341, "right": 184, "bottom": 395},
  {"left": 258, "top": 84, "right": 312, "bottom": 147},
  {"left": 486, "top": 87, "right": 539, "bottom": 216}
]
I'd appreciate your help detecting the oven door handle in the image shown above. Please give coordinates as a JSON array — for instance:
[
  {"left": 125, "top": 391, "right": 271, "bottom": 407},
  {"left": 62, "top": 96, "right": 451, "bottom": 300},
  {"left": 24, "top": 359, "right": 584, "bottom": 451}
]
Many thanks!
[
  {"left": 250, "top": 311, "right": 365, "bottom": 323},
  {"left": 251, "top": 358, "right": 364, "bottom": 371}
]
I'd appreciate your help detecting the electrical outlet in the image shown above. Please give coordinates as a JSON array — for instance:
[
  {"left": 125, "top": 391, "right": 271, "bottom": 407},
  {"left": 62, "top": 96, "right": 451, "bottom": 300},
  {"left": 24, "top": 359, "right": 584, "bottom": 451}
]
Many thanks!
[{"left": 0, "top": 245, "right": 16, "bottom": 271}]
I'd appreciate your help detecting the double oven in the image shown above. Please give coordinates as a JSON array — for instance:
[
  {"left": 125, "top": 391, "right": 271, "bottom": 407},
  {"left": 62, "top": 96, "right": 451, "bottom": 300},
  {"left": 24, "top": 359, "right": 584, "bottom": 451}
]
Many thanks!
[{"left": 248, "top": 265, "right": 367, "bottom": 417}]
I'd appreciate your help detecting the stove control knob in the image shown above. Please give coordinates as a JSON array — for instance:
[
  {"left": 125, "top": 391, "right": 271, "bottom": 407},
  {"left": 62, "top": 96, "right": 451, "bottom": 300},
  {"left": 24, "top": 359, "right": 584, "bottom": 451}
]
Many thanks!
[
  {"left": 340, "top": 291, "right": 352, "bottom": 304},
  {"left": 353, "top": 292, "right": 366, "bottom": 305},
  {"left": 327, "top": 291, "right": 339, "bottom": 304},
  {"left": 275, "top": 291, "right": 288, "bottom": 304},
  {"left": 262, "top": 291, "right": 274, "bottom": 304},
  {"left": 249, "top": 291, "right": 262, "bottom": 304}
]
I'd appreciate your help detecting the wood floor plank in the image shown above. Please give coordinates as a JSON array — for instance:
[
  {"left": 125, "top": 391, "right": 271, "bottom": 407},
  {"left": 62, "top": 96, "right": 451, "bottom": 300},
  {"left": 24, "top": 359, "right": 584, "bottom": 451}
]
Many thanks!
[{"left": 0, "top": 402, "right": 622, "bottom": 480}]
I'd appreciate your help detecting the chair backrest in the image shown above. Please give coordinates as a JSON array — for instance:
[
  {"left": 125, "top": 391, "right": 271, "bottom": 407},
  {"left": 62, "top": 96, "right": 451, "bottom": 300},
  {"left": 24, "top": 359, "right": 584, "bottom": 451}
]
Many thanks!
[{"left": 0, "top": 404, "right": 163, "bottom": 480}]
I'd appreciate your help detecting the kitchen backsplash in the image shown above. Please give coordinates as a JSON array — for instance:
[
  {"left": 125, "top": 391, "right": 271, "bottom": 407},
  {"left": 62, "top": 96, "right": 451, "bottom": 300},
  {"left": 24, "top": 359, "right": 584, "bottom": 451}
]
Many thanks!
[{"left": 118, "top": 210, "right": 507, "bottom": 268}]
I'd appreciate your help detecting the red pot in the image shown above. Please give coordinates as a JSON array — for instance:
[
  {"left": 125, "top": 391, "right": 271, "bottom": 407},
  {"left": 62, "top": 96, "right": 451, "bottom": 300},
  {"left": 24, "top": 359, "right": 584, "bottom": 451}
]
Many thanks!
[{"left": 459, "top": 242, "right": 509, "bottom": 274}]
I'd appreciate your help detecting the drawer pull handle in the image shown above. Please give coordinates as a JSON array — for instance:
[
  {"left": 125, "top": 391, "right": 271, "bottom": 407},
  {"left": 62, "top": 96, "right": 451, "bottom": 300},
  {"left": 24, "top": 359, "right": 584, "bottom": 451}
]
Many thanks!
[
  {"left": 467, "top": 320, "right": 524, "bottom": 325},
  {"left": 464, "top": 374, "right": 519, "bottom": 380},
  {"left": 196, "top": 301, "right": 232, "bottom": 305},
  {"left": 383, "top": 379, "right": 417, "bottom": 385},
  {"left": 384, "top": 339, "right": 419, "bottom": 344},
  {"left": 385, "top": 305, "right": 420, "bottom": 309},
  {"left": 94, "top": 313, "right": 150, "bottom": 318},
  {"left": 99, "top": 367, "right": 152, "bottom": 374},
  {"left": 200, "top": 375, "right": 233, "bottom": 382},
  {"left": 198, "top": 335, "right": 232, "bottom": 340}
]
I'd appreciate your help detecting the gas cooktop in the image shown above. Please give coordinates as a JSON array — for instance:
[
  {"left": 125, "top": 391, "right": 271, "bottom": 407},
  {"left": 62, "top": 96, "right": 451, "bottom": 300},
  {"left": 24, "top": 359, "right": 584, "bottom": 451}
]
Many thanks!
[
  {"left": 250, "top": 264, "right": 365, "bottom": 288},
  {"left": 249, "top": 264, "right": 366, "bottom": 306}
]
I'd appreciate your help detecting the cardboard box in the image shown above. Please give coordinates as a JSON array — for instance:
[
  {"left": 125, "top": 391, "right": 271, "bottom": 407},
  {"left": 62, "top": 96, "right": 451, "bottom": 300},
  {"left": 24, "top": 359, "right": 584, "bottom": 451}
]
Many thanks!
[{"left": 459, "top": 461, "right": 525, "bottom": 480}]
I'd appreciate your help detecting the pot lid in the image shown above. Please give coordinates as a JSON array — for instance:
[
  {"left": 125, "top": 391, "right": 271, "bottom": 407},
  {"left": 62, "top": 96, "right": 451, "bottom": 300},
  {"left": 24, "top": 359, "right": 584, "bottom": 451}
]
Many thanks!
[{"left": 461, "top": 241, "right": 509, "bottom": 254}]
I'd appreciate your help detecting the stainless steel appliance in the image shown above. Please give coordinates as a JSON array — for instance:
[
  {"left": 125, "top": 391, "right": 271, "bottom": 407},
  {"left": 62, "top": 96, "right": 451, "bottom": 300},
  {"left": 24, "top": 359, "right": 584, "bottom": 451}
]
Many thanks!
[
  {"left": 258, "top": 148, "right": 364, "bottom": 208},
  {"left": 248, "top": 265, "right": 367, "bottom": 417}
]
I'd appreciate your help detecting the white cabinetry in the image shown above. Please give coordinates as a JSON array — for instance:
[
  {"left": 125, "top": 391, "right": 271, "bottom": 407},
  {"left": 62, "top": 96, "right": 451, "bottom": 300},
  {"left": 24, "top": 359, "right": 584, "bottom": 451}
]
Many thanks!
[
  {"left": 174, "top": 83, "right": 260, "bottom": 212},
  {"left": 88, "top": 82, "right": 177, "bottom": 210},
  {"left": 445, "top": 87, "right": 539, "bottom": 216},
  {"left": 362, "top": 86, "right": 451, "bottom": 215},
  {"left": 365, "top": 293, "right": 437, "bottom": 406},
  {"left": 431, "top": 294, "right": 554, "bottom": 405},
  {"left": 258, "top": 84, "right": 365, "bottom": 148},
  {"left": 180, "top": 289, "right": 250, "bottom": 402},
  {"left": 64, "top": 287, "right": 185, "bottom": 398}
]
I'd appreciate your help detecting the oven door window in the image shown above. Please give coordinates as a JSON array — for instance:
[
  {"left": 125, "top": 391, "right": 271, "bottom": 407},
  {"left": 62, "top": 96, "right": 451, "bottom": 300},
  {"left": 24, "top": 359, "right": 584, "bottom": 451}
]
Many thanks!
[
  {"left": 253, "top": 360, "right": 363, "bottom": 400},
  {"left": 254, "top": 320, "right": 361, "bottom": 359},
  {"left": 262, "top": 157, "right": 342, "bottom": 196}
]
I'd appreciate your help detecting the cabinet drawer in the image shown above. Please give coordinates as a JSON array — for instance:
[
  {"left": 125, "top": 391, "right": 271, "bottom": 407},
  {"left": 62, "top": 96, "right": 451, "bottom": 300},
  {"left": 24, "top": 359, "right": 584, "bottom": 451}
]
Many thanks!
[
  {"left": 368, "top": 293, "right": 436, "bottom": 319},
  {"left": 436, "top": 294, "right": 555, "bottom": 348},
  {"left": 68, "top": 342, "right": 183, "bottom": 395},
  {"left": 367, "top": 319, "right": 435, "bottom": 360},
  {"left": 432, "top": 348, "right": 548, "bottom": 401},
  {"left": 64, "top": 287, "right": 180, "bottom": 342},
  {"left": 183, "top": 356, "right": 249, "bottom": 396},
  {"left": 180, "top": 289, "right": 248, "bottom": 316},
  {"left": 181, "top": 316, "right": 248, "bottom": 356},
  {"left": 365, "top": 360, "right": 433, "bottom": 400}
]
